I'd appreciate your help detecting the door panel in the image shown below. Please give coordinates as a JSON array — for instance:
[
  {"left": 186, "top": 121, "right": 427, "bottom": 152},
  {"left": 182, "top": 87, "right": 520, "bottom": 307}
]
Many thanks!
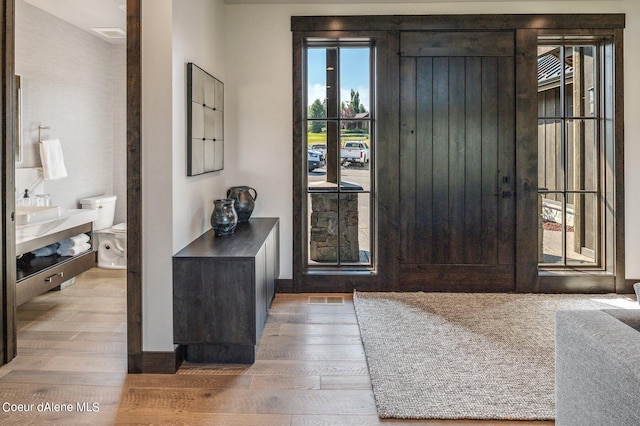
[
  {"left": 400, "top": 31, "right": 515, "bottom": 57},
  {"left": 399, "top": 32, "right": 516, "bottom": 291}
]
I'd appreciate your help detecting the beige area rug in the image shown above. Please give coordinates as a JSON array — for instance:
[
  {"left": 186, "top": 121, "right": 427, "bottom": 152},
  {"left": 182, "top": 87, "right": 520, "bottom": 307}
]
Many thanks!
[{"left": 353, "top": 291, "right": 638, "bottom": 420}]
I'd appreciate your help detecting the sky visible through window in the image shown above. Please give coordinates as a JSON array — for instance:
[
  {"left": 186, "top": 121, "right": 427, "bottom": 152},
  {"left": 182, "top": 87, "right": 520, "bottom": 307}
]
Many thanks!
[{"left": 307, "top": 47, "right": 370, "bottom": 111}]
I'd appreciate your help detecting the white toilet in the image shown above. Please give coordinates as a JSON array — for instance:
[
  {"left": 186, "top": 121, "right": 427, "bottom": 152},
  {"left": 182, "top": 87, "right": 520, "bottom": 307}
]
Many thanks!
[{"left": 80, "top": 195, "right": 127, "bottom": 269}]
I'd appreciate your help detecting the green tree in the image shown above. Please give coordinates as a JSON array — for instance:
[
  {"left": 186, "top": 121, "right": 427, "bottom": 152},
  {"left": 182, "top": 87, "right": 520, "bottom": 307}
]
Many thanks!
[
  {"left": 349, "top": 89, "right": 361, "bottom": 114},
  {"left": 341, "top": 90, "right": 368, "bottom": 131},
  {"left": 308, "top": 99, "right": 326, "bottom": 133},
  {"left": 342, "top": 90, "right": 367, "bottom": 119}
]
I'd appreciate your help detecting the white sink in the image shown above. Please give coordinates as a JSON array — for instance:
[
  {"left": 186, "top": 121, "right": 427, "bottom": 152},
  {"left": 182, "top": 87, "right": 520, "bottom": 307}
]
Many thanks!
[
  {"left": 15, "top": 206, "right": 62, "bottom": 225},
  {"left": 16, "top": 208, "right": 98, "bottom": 245}
]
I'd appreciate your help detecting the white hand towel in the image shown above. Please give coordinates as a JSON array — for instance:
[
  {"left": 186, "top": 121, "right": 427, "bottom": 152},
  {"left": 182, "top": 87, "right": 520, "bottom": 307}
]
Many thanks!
[
  {"left": 39, "top": 138, "right": 68, "bottom": 180},
  {"left": 58, "top": 234, "right": 89, "bottom": 250},
  {"left": 57, "top": 242, "right": 91, "bottom": 257},
  {"left": 58, "top": 234, "right": 90, "bottom": 249}
]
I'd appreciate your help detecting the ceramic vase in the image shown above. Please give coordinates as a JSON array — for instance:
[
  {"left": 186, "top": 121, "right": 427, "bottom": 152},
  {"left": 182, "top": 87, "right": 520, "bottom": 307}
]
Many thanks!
[
  {"left": 226, "top": 186, "right": 258, "bottom": 222},
  {"left": 211, "top": 199, "right": 238, "bottom": 236}
]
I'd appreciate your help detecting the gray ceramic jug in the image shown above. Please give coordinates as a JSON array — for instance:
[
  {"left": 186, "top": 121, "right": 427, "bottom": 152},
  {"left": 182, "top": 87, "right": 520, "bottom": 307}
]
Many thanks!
[
  {"left": 226, "top": 186, "right": 257, "bottom": 222},
  {"left": 211, "top": 199, "right": 238, "bottom": 236}
]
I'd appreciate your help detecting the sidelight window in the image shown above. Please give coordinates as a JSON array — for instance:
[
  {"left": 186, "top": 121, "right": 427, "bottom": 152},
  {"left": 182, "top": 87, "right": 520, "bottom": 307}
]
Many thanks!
[
  {"left": 305, "top": 42, "right": 375, "bottom": 268},
  {"left": 537, "top": 39, "right": 613, "bottom": 269}
]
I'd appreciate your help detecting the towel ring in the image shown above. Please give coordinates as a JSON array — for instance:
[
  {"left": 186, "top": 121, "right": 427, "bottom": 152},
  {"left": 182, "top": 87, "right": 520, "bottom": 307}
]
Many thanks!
[{"left": 38, "top": 124, "right": 50, "bottom": 144}]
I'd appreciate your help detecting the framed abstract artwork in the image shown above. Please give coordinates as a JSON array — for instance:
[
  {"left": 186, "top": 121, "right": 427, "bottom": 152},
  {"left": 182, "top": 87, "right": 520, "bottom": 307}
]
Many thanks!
[{"left": 187, "top": 63, "right": 224, "bottom": 175}]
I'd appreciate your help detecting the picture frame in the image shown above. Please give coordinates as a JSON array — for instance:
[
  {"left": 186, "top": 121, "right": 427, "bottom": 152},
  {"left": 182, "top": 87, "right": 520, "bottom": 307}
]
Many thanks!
[{"left": 187, "top": 63, "right": 224, "bottom": 175}]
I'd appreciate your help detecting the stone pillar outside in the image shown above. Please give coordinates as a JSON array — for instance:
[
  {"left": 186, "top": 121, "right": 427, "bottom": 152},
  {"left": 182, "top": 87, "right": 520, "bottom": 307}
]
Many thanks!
[{"left": 309, "top": 193, "right": 359, "bottom": 262}]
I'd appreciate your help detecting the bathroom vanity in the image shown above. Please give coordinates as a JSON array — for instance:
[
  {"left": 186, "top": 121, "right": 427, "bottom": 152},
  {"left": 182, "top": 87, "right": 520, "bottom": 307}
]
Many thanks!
[
  {"left": 16, "top": 208, "right": 98, "bottom": 305},
  {"left": 173, "top": 218, "right": 279, "bottom": 364}
]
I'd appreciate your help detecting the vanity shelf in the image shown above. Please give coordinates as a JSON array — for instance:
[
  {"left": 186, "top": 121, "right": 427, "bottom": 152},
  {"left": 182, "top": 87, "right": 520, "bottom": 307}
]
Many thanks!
[{"left": 16, "top": 222, "right": 95, "bottom": 306}]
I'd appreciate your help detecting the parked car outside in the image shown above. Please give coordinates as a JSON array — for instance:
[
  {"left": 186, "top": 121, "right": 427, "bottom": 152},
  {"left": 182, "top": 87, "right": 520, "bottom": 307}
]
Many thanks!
[
  {"left": 310, "top": 143, "right": 327, "bottom": 156},
  {"left": 308, "top": 148, "right": 326, "bottom": 172},
  {"left": 341, "top": 141, "right": 369, "bottom": 164}
]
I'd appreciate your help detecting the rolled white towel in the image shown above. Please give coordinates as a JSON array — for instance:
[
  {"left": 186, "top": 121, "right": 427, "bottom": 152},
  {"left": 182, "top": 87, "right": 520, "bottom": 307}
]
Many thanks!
[
  {"left": 73, "top": 233, "right": 90, "bottom": 244},
  {"left": 57, "top": 242, "right": 91, "bottom": 257},
  {"left": 58, "top": 233, "right": 90, "bottom": 249}
]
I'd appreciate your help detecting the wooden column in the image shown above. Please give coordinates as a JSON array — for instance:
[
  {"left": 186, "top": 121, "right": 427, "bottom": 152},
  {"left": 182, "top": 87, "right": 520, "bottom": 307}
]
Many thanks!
[
  {"left": 325, "top": 48, "right": 339, "bottom": 184},
  {"left": 126, "top": 0, "right": 142, "bottom": 374}
]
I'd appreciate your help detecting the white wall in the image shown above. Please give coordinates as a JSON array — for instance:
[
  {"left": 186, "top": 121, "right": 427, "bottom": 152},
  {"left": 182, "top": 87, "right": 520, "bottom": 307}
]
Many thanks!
[
  {"left": 224, "top": 0, "right": 640, "bottom": 280},
  {"left": 621, "top": 3, "right": 640, "bottom": 280},
  {"left": 224, "top": 3, "right": 294, "bottom": 278},
  {"left": 15, "top": 0, "right": 126, "bottom": 216},
  {"left": 142, "top": 0, "right": 228, "bottom": 351},
  {"left": 142, "top": 0, "right": 174, "bottom": 351},
  {"left": 172, "top": 0, "right": 228, "bottom": 252},
  {"left": 112, "top": 46, "right": 127, "bottom": 224}
]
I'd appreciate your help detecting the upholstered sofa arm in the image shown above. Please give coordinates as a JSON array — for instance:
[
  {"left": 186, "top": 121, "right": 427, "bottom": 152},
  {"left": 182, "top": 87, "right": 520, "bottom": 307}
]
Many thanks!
[{"left": 555, "top": 309, "right": 640, "bottom": 426}]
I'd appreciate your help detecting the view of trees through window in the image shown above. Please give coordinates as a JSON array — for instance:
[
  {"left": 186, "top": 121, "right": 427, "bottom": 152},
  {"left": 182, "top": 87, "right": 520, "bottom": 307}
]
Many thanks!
[{"left": 308, "top": 89, "right": 368, "bottom": 127}]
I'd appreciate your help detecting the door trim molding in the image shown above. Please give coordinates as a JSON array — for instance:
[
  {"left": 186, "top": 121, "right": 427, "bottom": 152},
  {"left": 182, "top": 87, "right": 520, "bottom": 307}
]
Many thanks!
[
  {"left": 126, "top": 0, "right": 143, "bottom": 373},
  {"left": 514, "top": 29, "right": 539, "bottom": 292},
  {"left": 291, "top": 14, "right": 625, "bottom": 32},
  {"left": 0, "top": 0, "right": 144, "bottom": 372},
  {"left": 614, "top": 28, "right": 626, "bottom": 293},
  {"left": 1, "top": 0, "right": 17, "bottom": 365}
]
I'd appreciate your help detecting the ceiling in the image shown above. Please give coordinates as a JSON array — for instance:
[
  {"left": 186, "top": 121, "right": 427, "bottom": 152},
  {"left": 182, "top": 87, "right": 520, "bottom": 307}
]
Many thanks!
[
  {"left": 224, "top": 0, "right": 598, "bottom": 2},
  {"left": 22, "top": 0, "right": 607, "bottom": 44},
  {"left": 24, "top": 0, "right": 126, "bottom": 44}
]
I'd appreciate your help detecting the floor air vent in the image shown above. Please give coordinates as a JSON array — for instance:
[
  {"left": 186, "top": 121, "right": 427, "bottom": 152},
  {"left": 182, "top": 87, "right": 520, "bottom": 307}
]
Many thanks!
[{"left": 308, "top": 296, "right": 344, "bottom": 304}]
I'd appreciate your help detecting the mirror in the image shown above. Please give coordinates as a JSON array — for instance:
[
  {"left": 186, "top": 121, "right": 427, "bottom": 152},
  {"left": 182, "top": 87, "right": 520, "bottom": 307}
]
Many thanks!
[
  {"left": 186, "top": 63, "right": 224, "bottom": 176},
  {"left": 15, "top": 75, "right": 22, "bottom": 164}
]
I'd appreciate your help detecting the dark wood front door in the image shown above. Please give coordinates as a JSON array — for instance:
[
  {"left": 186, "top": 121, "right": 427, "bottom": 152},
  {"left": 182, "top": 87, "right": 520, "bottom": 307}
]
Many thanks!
[{"left": 398, "top": 31, "right": 516, "bottom": 291}]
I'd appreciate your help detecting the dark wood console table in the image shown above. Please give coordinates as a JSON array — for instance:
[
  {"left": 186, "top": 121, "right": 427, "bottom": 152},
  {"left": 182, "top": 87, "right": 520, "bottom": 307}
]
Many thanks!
[{"left": 173, "top": 218, "right": 279, "bottom": 364}]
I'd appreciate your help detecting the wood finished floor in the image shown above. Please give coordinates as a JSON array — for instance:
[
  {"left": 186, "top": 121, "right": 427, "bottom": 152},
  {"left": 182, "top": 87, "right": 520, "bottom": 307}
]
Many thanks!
[{"left": 0, "top": 268, "right": 555, "bottom": 425}]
